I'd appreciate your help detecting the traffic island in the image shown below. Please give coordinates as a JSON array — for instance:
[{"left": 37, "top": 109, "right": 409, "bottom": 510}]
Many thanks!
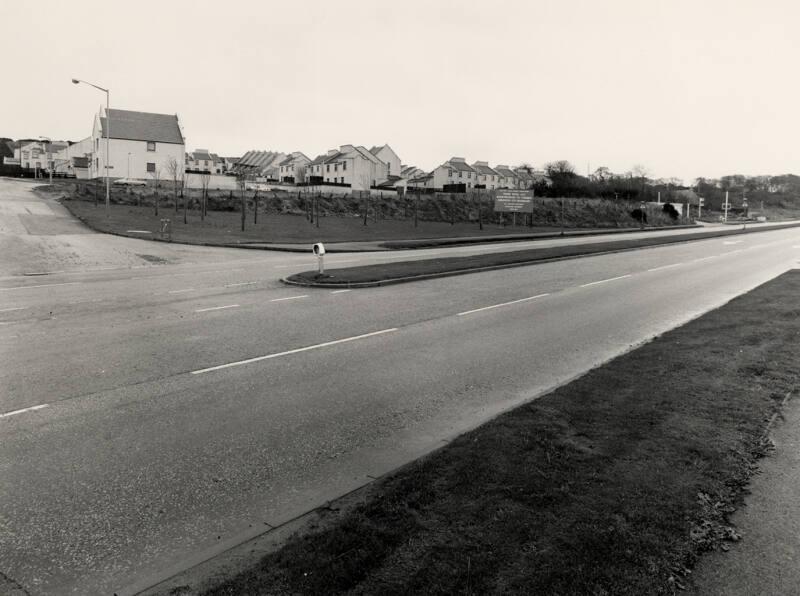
[
  {"left": 284, "top": 222, "right": 800, "bottom": 288},
  {"left": 187, "top": 270, "right": 800, "bottom": 596}
]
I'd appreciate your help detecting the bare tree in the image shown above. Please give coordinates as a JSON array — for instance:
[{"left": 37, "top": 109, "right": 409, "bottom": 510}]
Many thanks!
[
  {"left": 182, "top": 173, "right": 191, "bottom": 224},
  {"left": 236, "top": 171, "right": 248, "bottom": 232},
  {"left": 199, "top": 172, "right": 211, "bottom": 221},
  {"left": 164, "top": 156, "right": 180, "bottom": 212},
  {"left": 149, "top": 166, "right": 162, "bottom": 216}
]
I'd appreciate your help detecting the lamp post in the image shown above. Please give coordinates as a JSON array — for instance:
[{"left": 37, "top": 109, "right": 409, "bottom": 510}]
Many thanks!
[{"left": 72, "top": 78, "right": 110, "bottom": 215}]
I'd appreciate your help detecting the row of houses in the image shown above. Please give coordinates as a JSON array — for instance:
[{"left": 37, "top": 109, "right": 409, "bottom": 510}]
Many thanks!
[
  {"left": 230, "top": 145, "right": 547, "bottom": 193},
  {"left": 3, "top": 105, "right": 548, "bottom": 193}
]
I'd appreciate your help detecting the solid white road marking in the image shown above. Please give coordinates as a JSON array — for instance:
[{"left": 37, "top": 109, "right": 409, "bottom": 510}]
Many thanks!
[
  {"left": 0, "top": 404, "right": 48, "bottom": 419},
  {"left": 693, "top": 256, "right": 718, "bottom": 262},
  {"left": 191, "top": 328, "right": 399, "bottom": 374},
  {"left": 580, "top": 274, "right": 632, "bottom": 288},
  {"left": 126, "top": 230, "right": 152, "bottom": 234},
  {"left": 270, "top": 295, "right": 308, "bottom": 302},
  {"left": 331, "top": 289, "right": 351, "bottom": 294},
  {"left": 225, "top": 281, "right": 257, "bottom": 287},
  {"left": 0, "top": 307, "right": 27, "bottom": 312},
  {"left": 647, "top": 263, "right": 683, "bottom": 272},
  {"left": 0, "top": 282, "right": 79, "bottom": 291},
  {"left": 458, "top": 293, "right": 550, "bottom": 316},
  {"left": 168, "top": 288, "right": 196, "bottom": 294},
  {"left": 195, "top": 304, "right": 240, "bottom": 313},
  {"left": 723, "top": 240, "right": 743, "bottom": 245}
]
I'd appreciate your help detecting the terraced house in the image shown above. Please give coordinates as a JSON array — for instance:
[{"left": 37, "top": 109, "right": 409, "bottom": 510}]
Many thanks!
[
  {"left": 277, "top": 151, "right": 311, "bottom": 184},
  {"left": 494, "top": 165, "right": 520, "bottom": 189},
  {"left": 430, "top": 157, "right": 477, "bottom": 191},
  {"left": 471, "top": 160, "right": 502, "bottom": 190}
]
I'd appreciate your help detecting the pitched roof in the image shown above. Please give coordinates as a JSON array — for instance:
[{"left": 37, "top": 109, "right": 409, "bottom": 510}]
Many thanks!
[
  {"left": 307, "top": 153, "right": 328, "bottom": 166},
  {"left": 446, "top": 158, "right": 476, "bottom": 173},
  {"left": 494, "top": 166, "right": 518, "bottom": 178},
  {"left": 471, "top": 162, "right": 499, "bottom": 176},
  {"left": 192, "top": 150, "right": 213, "bottom": 161},
  {"left": 99, "top": 108, "right": 184, "bottom": 144}
]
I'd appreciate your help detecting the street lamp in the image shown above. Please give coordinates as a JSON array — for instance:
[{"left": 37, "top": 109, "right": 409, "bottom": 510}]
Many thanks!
[{"left": 72, "top": 78, "right": 110, "bottom": 215}]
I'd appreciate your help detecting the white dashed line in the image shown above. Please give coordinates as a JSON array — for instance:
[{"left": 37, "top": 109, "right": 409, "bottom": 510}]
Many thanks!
[
  {"left": 458, "top": 293, "right": 550, "bottom": 316},
  {"left": 331, "top": 289, "right": 351, "bottom": 294},
  {"left": 195, "top": 304, "right": 240, "bottom": 313},
  {"left": 693, "top": 256, "right": 718, "bottom": 262},
  {"left": 0, "top": 282, "right": 79, "bottom": 292},
  {"left": 0, "top": 307, "right": 27, "bottom": 312},
  {"left": 0, "top": 404, "right": 48, "bottom": 419},
  {"left": 225, "top": 281, "right": 257, "bottom": 287},
  {"left": 168, "top": 288, "right": 196, "bottom": 294},
  {"left": 723, "top": 240, "right": 743, "bottom": 245},
  {"left": 270, "top": 295, "right": 308, "bottom": 302},
  {"left": 191, "top": 328, "right": 398, "bottom": 374},
  {"left": 647, "top": 263, "right": 683, "bottom": 272},
  {"left": 580, "top": 274, "right": 632, "bottom": 288}
]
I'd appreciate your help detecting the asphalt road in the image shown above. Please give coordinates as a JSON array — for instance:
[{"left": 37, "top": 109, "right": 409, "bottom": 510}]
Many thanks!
[{"left": 1, "top": 178, "right": 799, "bottom": 595}]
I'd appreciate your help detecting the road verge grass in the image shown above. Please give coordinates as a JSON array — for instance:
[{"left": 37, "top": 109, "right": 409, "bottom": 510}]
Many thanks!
[
  {"left": 201, "top": 270, "right": 799, "bottom": 595},
  {"left": 286, "top": 222, "right": 800, "bottom": 287}
]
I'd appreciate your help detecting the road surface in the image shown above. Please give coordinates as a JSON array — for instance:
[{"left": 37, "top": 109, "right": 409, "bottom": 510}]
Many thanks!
[{"left": 1, "top": 178, "right": 799, "bottom": 595}]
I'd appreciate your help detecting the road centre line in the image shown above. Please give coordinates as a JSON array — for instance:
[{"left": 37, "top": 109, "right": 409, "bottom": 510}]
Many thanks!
[
  {"left": 191, "top": 328, "right": 398, "bottom": 374},
  {"left": 225, "top": 281, "right": 257, "bottom": 287},
  {"left": 647, "top": 262, "right": 683, "bottom": 272},
  {"left": 458, "top": 293, "right": 550, "bottom": 316},
  {"left": 580, "top": 274, "right": 632, "bottom": 288},
  {"left": 271, "top": 295, "right": 308, "bottom": 302},
  {"left": 723, "top": 240, "right": 743, "bottom": 245},
  {"left": 0, "top": 282, "right": 79, "bottom": 291},
  {"left": 168, "top": 288, "right": 197, "bottom": 294},
  {"left": 331, "top": 289, "right": 351, "bottom": 294},
  {"left": 0, "top": 404, "right": 48, "bottom": 419},
  {"left": 0, "top": 306, "right": 27, "bottom": 312},
  {"left": 693, "top": 255, "right": 718, "bottom": 262},
  {"left": 195, "top": 304, "right": 240, "bottom": 313}
]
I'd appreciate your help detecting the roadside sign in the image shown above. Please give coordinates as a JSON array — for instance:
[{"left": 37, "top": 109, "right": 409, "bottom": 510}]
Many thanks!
[{"left": 494, "top": 189, "right": 534, "bottom": 213}]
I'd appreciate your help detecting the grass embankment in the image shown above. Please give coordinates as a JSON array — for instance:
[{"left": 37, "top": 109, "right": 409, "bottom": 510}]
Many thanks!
[
  {"left": 48, "top": 181, "right": 680, "bottom": 246},
  {"left": 59, "top": 197, "right": 587, "bottom": 246},
  {"left": 205, "top": 271, "right": 800, "bottom": 595},
  {"left": 286, "top": 222, "right": 800, "bottom": 286}
]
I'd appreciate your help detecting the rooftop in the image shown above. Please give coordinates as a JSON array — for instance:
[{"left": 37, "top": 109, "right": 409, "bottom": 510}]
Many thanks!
[{"left": 100, "top": 109, "right": 184, "bottom": 145}]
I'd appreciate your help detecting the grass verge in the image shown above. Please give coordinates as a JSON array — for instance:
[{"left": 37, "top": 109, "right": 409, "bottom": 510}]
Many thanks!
[
  {"left": 57, "top": 196, "right": 593, "bottom": 246},
  {"left": 202, "top": 270, "right": 799, "bottom": 595},
  {"left": 286, "top": 222, "right": 800, "bottom": 287}
]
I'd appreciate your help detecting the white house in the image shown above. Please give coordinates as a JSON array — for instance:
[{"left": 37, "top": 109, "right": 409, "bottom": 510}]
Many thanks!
[
  {"left": 318, "top": 145, "right": 386, "bottom": 191},
  {"left": 16, "top": 140, "right": 68, "bottom": 171},
  {"left": 186, "top": 149, "right": 220, "bottom": 174},
  {"left": 52, "top": 137, "right": 93, "bottom": 178},
  {"left": 88, "top": 108, "right": 185, "bottom": 180},
  {"left": 369, "top": 144, "right": 401, "bottom": 182},
  {"left": 278, "top": 151, "right": 311, "bottom": 184},
  {"left": 471, "top": 161, "right": 503, "bottom": 190},
  {"left": 431, "top": 157, "right": 477, "bottom": 191},
  {"left": 494, "top": 165, "right": 520, "bottom": 189}
]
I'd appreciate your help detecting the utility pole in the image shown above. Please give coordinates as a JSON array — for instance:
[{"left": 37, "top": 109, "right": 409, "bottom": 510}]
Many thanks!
[{"left": 724, "top": 190, "right": 730, "bottom": 222}]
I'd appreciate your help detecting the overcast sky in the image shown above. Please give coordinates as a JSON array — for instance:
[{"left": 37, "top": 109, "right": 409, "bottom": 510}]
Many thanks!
[{"left": 4, "top": 0, "right": 798, "bottom": 183}]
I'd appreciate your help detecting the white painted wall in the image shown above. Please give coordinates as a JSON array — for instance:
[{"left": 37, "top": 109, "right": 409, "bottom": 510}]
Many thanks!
[{"left": 91, "top": 112, "right": 185, "bottom": 180}]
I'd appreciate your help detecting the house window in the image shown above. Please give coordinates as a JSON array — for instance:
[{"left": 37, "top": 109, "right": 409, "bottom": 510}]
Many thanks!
[
  {"left": 459, "top": 172, "right": 463, "bottom": 178},
  {"left": 147, "top": 141, "right": 156, "bottom": 152},
  {"left": 334, "top": 164, "right": 338, "bottom": 172},
  {"left": 468, "top": 172, "right": 472, "bottom": 179},
  {"left": 326, "top": 164, "right": 330, "bottom": 172},
  {"left": 448, "top": 169, "right": 453, "bottom": 177},
  {"left": 342, "top": 161, "right": 346, "bottom": 171},
  {"left": 147, "top": 162, "right": 156, "bottom": 172},
  {"left": 95, "top": 158, "right": 99, "bottom": 169}
]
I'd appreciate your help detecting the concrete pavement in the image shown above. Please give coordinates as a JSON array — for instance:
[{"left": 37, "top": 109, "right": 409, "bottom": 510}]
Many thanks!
[{"left": 1, "top": 178, "right": 800, "bottom": 594}]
